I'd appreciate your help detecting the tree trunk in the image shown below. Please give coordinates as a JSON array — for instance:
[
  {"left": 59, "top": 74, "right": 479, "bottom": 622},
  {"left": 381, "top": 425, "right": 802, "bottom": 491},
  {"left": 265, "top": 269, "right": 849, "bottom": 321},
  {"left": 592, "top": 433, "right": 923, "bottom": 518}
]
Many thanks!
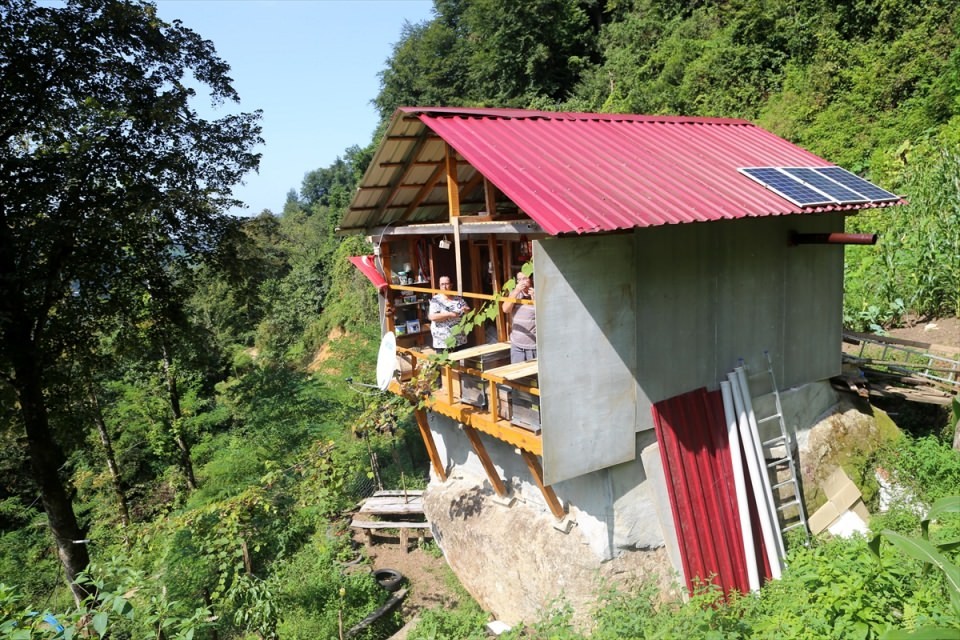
[
  {"left": 161, "top": 342, "right": 197, "bottom": 490},
  {"left": 12, "top": 341, "right": 93, "bottom": 605},
  {"left": 89, "top": 388, "right": 131, "bottom": 527}
]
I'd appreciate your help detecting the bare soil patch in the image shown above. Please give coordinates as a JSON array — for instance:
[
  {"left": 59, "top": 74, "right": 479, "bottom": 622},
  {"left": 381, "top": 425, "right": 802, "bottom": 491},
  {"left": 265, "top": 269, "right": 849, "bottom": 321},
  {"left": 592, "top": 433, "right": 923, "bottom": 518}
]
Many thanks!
[
  {"left": 350, "top": 530, "right": 463, "bottom": 618},
  {"left": 882, "top": 316, "right": 960, "bottom": 352}
]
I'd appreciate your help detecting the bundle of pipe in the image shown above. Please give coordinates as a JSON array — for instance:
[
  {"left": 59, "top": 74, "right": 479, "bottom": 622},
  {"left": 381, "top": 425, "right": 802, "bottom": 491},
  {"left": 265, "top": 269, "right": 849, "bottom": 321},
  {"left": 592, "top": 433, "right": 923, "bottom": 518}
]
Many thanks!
[{"left": 720, "top": 367, "right": 786, "bottom": 591}]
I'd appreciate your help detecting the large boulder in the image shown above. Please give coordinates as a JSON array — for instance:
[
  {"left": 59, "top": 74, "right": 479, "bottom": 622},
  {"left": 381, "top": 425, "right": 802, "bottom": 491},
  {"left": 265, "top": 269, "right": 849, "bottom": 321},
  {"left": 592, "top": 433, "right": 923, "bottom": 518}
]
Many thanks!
[{"left": 423, "top": 475, "right": 676, "bottom": 630}]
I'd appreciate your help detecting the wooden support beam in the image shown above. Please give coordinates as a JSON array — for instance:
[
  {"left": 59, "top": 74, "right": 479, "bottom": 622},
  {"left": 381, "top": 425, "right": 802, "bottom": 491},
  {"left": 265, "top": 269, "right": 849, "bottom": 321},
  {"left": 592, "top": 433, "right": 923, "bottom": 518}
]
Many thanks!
[
  {"left": 459, "top": 170, "right": 485, "bottom": 202},
  {"left": 399, "top": 163, "right": 445, "bottom": 222},
  {"left": 468, "top": 239, "right": 484, "bottom": 345},
  {"left": 487, "top": 234, "right": 506, "bottom": 342},
  {"left": 414, "top": 409, "right": 447, "bottom": 482},
  {"left": 462, "top": 424, "right": 508, "bottom": 498},
  {"left": 445, "top": 144, "right": 464, "bottom": 293},
  {"left": 445, "top": 144, "right": 461, "bottom": 219},
  {"left": 520, "top": 450, "right": 565, "bottom": 520},
  {"left": 382, "top": 244, "right": 394, "bottom": 332},
  {"left": 483, "top": 177, "right": 497, "bottom": 216},
  {"left": 487, "top": 379, "right": 501, "bottom": 424}
]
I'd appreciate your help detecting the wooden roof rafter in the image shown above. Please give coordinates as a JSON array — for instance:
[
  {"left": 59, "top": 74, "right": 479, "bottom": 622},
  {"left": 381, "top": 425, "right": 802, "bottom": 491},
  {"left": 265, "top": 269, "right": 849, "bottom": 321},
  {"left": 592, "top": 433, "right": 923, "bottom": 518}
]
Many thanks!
[
  {"left": 379, "top": 128, "right": 433, "bottom": 219},
  {"left": 398, "top": 162, "right": 446, "bottom": 222}
]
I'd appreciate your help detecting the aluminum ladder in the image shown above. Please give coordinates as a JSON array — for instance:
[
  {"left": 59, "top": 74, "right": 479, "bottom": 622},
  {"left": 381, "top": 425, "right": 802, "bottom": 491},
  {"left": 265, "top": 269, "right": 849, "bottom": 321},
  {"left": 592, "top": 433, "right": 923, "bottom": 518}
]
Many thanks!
[{"left": 751, "top": 352, "right": 810, "bottom": 544}]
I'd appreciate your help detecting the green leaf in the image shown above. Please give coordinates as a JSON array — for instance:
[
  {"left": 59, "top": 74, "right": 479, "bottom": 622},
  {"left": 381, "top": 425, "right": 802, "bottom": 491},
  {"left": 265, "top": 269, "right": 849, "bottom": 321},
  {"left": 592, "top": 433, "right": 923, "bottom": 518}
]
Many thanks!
[
  {"left": 878, "top": 529, "right": 960, "bottom": 612},
  {"left": 92, "top": 611, "right": 109, "bottom": 637},
  {"left": 922, "top": 496, "right": 960, "bottom": 540},
  {"left": 880, "top": 627, "right": 960, "bottom": 639}
]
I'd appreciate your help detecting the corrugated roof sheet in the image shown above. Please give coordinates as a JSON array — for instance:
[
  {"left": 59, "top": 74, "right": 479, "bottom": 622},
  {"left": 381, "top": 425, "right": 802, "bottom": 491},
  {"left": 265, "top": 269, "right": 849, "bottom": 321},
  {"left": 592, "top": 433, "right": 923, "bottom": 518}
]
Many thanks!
[
  {"left": 342, "top": 107, "right": 903, "bottom": 236},
  {"left": 652, "top": 387, "right": 770, "bottom": 597}
]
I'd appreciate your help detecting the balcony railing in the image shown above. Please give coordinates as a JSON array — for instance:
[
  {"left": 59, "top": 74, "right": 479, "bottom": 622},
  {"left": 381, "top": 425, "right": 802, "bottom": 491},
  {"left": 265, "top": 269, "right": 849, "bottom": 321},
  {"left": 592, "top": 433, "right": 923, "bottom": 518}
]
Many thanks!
[{"left": 389, "top": 342, "right": 541, "bottom": 455}]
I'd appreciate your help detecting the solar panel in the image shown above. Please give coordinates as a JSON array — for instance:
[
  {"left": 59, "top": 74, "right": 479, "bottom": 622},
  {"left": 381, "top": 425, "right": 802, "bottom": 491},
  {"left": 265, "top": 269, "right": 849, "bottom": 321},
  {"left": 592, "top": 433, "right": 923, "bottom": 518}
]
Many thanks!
[
  {"left": 815, "top": 166, "right": 899, "bottom": 202},
  {"left": 739, "top": 167, "right": 835, "bottom": 207},
  {"left": 739, "top": 166, "right": 900, "bottom": 208},
  {"left": 782, "top": 167, "right": 869, "bottom": 205}
]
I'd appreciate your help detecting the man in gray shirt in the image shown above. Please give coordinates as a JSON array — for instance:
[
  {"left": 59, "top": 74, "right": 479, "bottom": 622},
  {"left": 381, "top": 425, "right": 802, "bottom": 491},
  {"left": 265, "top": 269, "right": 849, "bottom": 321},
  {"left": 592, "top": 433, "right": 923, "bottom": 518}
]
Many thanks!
[{"left": 502, "top": 272, "right": 536, "bottom": 363}]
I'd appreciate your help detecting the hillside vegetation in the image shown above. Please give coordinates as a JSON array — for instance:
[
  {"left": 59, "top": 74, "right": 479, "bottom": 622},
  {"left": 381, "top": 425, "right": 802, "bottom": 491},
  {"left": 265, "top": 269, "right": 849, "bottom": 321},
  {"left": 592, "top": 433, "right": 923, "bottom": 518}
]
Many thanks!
[{"left": 1, "top": 1, "right": 959, "bottom": 639}]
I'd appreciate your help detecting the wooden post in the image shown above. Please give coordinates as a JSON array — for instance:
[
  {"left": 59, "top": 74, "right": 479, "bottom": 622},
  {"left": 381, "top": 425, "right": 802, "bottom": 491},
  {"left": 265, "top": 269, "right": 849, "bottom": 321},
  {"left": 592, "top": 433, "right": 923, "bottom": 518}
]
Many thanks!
[
  {"left": 483, "top": 177, "right": 497, "bottom": 216},
  {"left": 487, "top": 379, "right": 500, "bottom": 424},
  {"left": 462, "top": 424, "right": 508, "bottom": 498},
  {"left": 445, "top": 144, "right": 464, "bottom": 294},
  {"left": 487, "top": 234, "right": 507, "bottom": 342},
  {"left": 382, "top": 242, "right": 394, "bottom": 332},
  {"left": 469, "top": 239, "right": 484, "bottom": 344},
  {"left": 414, "top": 409, "right": 446, "bottom": 482},
  {"left": 520, "top": 450, "right": 565, "bottom": 520}
]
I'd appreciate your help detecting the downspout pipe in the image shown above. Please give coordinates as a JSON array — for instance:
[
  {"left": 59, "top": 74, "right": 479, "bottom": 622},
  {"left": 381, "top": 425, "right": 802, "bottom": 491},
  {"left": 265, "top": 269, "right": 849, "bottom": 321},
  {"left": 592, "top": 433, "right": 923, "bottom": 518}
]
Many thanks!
[{"left": 790, "top": 232, "right": 877, "bottom": 246}]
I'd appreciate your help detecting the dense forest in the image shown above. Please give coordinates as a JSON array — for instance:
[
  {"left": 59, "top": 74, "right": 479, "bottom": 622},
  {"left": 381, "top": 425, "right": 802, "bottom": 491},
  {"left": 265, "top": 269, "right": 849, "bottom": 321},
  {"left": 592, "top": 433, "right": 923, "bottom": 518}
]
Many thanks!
[{"left": 1, "top": 0, "right": 958, "bottom": 638}]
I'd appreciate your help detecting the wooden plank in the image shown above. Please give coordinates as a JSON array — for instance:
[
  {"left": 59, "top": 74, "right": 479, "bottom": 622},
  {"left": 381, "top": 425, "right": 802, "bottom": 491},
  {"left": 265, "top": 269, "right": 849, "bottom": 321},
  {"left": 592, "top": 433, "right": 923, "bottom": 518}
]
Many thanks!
[
  {"left": 359, "top": 505, "right": 424, "bottom": 517},
  {"left": 350, "top": 520, "right": 430, "bottom": 530},
  {"left": 485, "top": 359, "right": 539, "bottom": 381},
  {"left": 358, "top": 502, "right": 423, "bottom": 516},
  {"left": 447, "top": 342, "right": 511, "bottom": 361},
  {"left": 369, "top": 490, "right": 424, "bottom": 497}
]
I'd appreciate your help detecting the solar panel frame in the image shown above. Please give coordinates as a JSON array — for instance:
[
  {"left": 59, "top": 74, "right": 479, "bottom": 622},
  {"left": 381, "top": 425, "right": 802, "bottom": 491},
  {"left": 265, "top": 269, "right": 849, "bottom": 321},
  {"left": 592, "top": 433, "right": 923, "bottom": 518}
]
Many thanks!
[
  {"left": 814, "top": 166, "right": 900, "bottom": 202},
  {"left": 738, "top": 167, "right": 835, "bottom": 207},
  {"left": 781, "top": 167, "right": 870, "bottom": 205}
]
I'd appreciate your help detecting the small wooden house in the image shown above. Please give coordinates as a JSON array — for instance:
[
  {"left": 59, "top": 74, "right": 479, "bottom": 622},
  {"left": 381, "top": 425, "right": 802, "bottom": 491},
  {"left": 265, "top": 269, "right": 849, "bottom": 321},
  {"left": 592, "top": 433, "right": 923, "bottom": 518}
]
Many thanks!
[{"left": 342, "top": 107, "right": 901, "bottom": 616}]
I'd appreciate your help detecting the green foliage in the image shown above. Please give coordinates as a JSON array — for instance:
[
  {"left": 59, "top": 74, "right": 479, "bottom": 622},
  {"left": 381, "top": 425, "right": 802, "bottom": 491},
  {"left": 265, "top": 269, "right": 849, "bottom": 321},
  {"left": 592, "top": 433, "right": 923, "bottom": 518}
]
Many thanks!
[
  {"left": 406, "top": 581, "right": 488, "bottom": 640},
  {"left": 273, "top": 533, "right": 396, "bottom": 640},
  {"left": 871, "top": 496, "right": 960, "bottom": 639},
  {"left": 878, "top": 435, "right": 960, "bottom": 504}
]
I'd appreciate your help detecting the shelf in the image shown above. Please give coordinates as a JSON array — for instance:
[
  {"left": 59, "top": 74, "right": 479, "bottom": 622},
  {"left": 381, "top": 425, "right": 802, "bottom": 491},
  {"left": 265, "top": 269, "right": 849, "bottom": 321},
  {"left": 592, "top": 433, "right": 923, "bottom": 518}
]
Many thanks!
[{"left": 396, "top": 329, "right": 431, "bottom": 340}]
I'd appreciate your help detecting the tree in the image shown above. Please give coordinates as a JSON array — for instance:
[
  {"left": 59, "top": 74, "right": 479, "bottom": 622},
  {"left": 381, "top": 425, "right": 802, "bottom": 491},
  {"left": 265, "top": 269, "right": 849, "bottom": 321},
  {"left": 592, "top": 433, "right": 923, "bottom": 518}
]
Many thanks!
[{"left": 0, "top": 0, "right": 261, "bottom": 602}]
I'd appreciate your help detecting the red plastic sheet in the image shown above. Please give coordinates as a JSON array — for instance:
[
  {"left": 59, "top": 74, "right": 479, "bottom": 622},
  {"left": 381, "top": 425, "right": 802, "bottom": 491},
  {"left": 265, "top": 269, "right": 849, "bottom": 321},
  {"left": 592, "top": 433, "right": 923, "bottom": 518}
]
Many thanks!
[{"left": 348, "top": 255, "right": 389, "bottom": 292}]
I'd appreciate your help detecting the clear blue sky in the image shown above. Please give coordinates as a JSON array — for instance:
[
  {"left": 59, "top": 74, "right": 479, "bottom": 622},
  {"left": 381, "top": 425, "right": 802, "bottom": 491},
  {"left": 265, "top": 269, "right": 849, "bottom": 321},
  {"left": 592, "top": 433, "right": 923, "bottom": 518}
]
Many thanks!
[{"left": 153, "top": 0, "right": 435, "bottom": 216}]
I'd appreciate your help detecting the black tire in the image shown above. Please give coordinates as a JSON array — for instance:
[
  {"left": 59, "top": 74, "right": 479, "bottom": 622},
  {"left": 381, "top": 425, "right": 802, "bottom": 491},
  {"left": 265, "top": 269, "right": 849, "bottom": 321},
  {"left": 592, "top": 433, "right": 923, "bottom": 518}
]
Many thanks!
[{"left": 373, "top": 568, "right": 405, "bottom": 592}]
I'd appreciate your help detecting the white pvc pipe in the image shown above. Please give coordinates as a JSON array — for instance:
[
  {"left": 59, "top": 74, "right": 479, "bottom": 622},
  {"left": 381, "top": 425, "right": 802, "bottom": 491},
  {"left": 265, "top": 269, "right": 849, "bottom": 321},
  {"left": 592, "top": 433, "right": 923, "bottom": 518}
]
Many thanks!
[
  {"left": 736, "top": 366, "right": 787, "bottom": 564},
  {"left": 721, "top": 380, "right": 760, "bottom": 592},
  {"left": 728, "top": 370, "right": 782, "bottom": 580}
]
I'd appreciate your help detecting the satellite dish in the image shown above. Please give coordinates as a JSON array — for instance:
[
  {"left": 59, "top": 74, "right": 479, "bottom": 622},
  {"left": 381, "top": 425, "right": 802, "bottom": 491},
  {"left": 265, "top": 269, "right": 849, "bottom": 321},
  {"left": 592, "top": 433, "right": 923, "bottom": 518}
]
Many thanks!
[{"left": 375, "top": 332, "right": 398, "bottom": 391}]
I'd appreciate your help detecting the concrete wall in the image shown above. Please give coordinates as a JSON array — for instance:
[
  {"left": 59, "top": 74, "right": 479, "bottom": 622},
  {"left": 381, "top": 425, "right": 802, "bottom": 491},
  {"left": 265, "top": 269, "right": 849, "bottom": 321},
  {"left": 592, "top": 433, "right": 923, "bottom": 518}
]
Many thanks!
[
  {"left": 537, "top": 213, "right": 844, "bottom": 484},
  {"left": 426, "top": 379, "right": 840, "bottom": 565}
]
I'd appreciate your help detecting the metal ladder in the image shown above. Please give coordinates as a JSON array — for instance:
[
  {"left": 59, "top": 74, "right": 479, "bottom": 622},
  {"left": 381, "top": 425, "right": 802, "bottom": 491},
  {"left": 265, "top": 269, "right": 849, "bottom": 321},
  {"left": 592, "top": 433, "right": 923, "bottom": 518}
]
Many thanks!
[{"left": 751, "top": 352, "right": 809, "bottom": 544}]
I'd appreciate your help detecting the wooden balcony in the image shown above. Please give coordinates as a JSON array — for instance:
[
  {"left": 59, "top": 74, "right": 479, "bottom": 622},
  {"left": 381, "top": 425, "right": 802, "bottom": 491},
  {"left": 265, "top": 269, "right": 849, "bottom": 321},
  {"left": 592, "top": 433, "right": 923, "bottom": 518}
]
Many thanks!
[{"left": 388, "top": 342, "right": 564, "bottom": 519}]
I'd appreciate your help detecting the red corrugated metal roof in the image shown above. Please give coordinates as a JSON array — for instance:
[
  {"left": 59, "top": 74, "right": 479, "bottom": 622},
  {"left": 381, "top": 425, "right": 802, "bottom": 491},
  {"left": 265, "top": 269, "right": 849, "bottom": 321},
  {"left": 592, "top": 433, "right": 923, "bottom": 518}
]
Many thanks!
[
  {"left": 408, "top": 107, "right": 901, "bottom": 236},
  {"left": 652, "top": 387, "right": 770, "bottom": 596}
]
